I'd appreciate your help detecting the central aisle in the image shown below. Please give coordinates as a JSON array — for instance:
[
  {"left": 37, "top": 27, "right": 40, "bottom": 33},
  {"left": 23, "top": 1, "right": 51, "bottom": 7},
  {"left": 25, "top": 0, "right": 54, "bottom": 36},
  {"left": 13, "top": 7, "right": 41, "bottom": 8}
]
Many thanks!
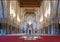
[{"left": 0, "top": 36, "right": 60, "bottom": 42}]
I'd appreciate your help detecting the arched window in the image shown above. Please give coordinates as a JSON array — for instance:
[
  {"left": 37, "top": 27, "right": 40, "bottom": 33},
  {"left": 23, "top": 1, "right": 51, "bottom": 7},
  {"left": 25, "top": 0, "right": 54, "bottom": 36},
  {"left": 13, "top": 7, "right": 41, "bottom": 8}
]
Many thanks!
[
  {"left": 0, "top": 0, "right": 7, "bottom": 35},
  {"left": 0, "top": 0, "right": 7, "bottom": 18},
  {"left": 0, "top": 1, "right": 3, "bottom": 18}
]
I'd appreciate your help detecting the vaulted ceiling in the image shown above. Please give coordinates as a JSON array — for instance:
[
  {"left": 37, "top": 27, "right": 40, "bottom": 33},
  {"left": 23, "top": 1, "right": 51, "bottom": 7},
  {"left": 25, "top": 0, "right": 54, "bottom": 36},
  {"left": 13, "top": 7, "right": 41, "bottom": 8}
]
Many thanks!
[{"left": 18, "top": 0, "right": 43, "bottom": 7}]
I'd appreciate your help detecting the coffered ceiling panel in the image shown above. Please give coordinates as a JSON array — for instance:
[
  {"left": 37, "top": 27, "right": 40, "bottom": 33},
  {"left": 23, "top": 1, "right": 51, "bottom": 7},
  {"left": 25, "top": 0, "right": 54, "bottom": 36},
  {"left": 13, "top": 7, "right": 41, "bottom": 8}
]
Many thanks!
[{"left": 18, "top": 0, "right": 43, "bottom": 7}]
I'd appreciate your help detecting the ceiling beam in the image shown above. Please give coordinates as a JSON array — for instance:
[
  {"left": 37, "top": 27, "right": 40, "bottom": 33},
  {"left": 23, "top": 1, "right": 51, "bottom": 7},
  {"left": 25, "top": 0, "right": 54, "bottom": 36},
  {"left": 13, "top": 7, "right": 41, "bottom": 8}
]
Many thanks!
[{"left": 18, "top": 0, "right": 43, "bottom": 7}]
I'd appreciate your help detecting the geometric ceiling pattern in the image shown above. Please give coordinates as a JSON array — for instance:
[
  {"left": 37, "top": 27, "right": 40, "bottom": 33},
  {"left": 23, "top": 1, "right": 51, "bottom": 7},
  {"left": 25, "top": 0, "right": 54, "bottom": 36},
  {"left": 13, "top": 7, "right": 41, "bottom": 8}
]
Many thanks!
[{"left": 18, "top": 0, "right": 43, "bottom": 7}]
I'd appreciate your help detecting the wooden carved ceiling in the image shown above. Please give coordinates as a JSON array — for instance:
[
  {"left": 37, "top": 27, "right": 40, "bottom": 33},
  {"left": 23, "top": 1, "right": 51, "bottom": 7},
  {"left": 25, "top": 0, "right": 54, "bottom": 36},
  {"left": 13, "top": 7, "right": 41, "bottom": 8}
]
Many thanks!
[{"left": 18, "top": 0, "right": 43, "bottom": 7}]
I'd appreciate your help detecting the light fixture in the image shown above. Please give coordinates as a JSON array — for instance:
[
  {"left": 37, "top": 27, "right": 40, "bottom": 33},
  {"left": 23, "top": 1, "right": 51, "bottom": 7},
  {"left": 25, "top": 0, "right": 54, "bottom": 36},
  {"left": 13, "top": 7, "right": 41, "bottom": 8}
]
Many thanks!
[
  {"left": 29, "top": 20, "right": 32, "bottom": 25},
  {"left": 17, "top": 16, "right": 20, "bottom": 22},
  {"left": 44, "top": 2, "right": 51, "bottom": 18},
  {"left": 10, "top": 4, "right": 16, "bottom": 18},
  {"left": 40, "top": 16, "right": 43, "bottom": 22},
  {"left": 44, "top": 9, "right": 47, "bottom": 17}
]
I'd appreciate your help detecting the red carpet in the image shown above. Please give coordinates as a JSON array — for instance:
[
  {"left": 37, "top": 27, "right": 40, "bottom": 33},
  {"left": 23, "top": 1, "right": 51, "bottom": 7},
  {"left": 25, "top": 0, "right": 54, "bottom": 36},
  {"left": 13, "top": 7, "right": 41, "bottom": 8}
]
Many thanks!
[{"left": 0, "top": 36, "right": 60, "bottom": 42}]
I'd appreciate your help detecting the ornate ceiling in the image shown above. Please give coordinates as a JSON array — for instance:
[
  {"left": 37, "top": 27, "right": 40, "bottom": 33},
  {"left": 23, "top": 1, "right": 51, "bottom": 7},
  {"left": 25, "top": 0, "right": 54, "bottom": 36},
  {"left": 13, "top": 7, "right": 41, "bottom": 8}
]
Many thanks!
[{"left": 18, "top": 0, "right": 43, "bottom": 7}]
